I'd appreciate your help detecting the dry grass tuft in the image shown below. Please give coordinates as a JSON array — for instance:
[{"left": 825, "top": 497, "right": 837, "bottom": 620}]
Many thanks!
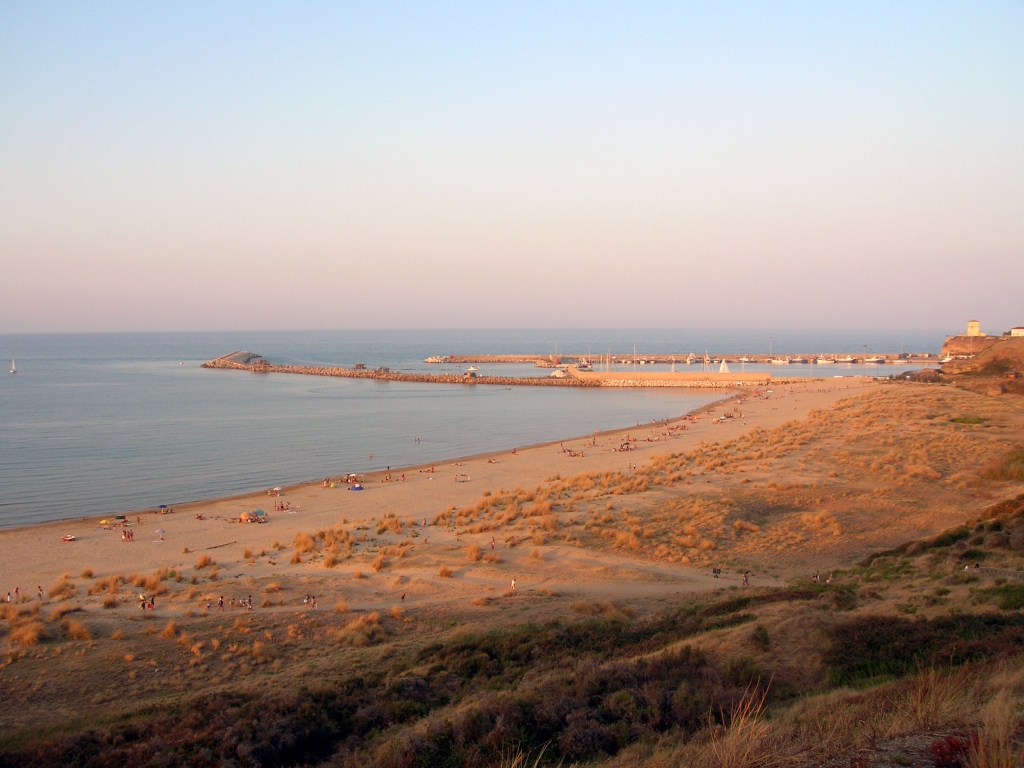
[
  {"left": 47, "top": 578, "right": 76, "bottom": 601},
  {"left": 80, "top": 568, "right": 94, "bottom": 579},
  {"left": 263, "top": 581, "right": 282, "bottom": 593},
  {"left": 331, "top": 612, "right": 386, "bottom": 647},
  {"left": 437, "top": 566, "right": 454, "bottom": 578},
  {"left": 48, "top": 603, "right": 80, "bottom": 622},
  {"left": 195, "top": 554, "right": 213, "bottom": 569},
  {"left": 390, "top": 605, "right": 405, "bottom": 619},
  {"left": 352, "top": 570, "right": 365, "bottom": 580},
  {"left": 969, "top": 688, "right": 1024, "bottom": 768},
  {"left": 335, "top": 600, "right": 350, "bottom": 614},
  {"left": 160, "top": 621, "right": 178, "bottom": 639},
  {"left": 570, "top": 599, "right": 635, "bottom": 622},
  {"left": 102, "top": 594, "right": 119, "bottom": 609},
  {"left": 9, "top": 621, "right": 47, "bottom": 645},
  {"left": 371, "top": 553, "right": 386, "bottom": 572},
  {"left": 471, "top": 597, "right": 492, "bottom": 607},
  {"left": 62, "top": 619, "right": 91, "bottom": 641}
]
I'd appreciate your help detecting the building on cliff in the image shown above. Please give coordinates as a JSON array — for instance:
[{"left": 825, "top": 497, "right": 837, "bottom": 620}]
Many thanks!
[{"left": 942, "top": 319, "right": 1002, "bottom": 358}]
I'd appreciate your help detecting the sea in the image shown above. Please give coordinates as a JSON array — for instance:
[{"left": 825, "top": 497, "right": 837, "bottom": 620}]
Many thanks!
[{"left": 0, "top": 329, "right": 944, "bottom": 530}]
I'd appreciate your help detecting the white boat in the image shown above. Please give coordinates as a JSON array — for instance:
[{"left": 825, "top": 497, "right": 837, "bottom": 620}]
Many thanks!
[
  {"left": 686, "top": 354, "right": 695, "bottom": 365},
  {"left": 815, "top": 357, "right": 835, "bottom": 365},
  {"left": 836, "top": 356, "right": 855, "bottom": 364},
  {"left": 549, "top": 369, "right": 568, "bottom": 378},
  {"left": 719, "top": 360, "right": 731, "bottom": 374},
  {"left": 790, "top": 357, "right": 809, "bottom": 364},
  {"left": 941, "top": 355, "right": 953, "bottom": 363},
  {"left": 770, "top": 358, "right": 790, "bottom": 365},
  {"left": 864, "top": 356, "right": 884, "bottom": 364},
  {"left": 739, "top": 357, "right": 752, "bottom": 363},
  {"left": 9, "top": 359, "right": 15, "bottom": 374},
  {"left": 889, "top": 359, "right": 909, "bottom": 365}
]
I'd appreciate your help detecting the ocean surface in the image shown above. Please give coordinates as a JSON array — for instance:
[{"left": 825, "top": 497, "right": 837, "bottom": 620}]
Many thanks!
[{"left": 0, "top": 329, "right": 944, "bottom": 529}]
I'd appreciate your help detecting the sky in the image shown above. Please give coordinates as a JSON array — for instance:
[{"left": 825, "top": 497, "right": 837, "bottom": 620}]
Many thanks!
[{"left": 1, "top": 2, "right": 1022, "bottom": 334}]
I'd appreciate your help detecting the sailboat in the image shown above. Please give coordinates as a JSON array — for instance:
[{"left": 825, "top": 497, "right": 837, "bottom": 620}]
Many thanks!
[
  {"left": 9, "top": 359, "right": 15, "bottom": 374},
  {"left": 718, "top": 360, "right": 730, "bottom": 374}
]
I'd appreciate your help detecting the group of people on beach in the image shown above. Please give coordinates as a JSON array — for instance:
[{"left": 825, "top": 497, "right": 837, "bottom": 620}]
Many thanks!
[
  {"left": 120, "top": 529, "right": 136, "bottom": 542},
  {"left": 812, "top": 571, "right": 834, "bottom": 585}
]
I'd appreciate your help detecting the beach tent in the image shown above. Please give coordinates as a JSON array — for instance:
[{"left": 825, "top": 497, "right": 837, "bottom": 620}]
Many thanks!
[{"left": 253, "top": 509, "right": 266, "bottom": 520}]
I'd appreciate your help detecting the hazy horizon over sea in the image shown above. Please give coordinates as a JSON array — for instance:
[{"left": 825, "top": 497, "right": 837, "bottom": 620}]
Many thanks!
[{"left": 0, "top": 329, "right": 945, "bottom": 530}]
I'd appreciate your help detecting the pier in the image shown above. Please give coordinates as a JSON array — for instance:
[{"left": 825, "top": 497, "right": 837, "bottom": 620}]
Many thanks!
[{"left": 202, "top": 354, "right": 772, "bottom": 388}]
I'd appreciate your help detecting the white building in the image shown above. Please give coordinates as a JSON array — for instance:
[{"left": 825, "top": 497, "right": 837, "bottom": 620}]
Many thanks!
[{"left": 1011, "top": 327, "right": 1024, "bottom": 337}]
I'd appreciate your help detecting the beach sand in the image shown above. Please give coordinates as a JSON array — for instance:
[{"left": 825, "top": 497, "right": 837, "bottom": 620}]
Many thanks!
[{"left": 0, "top": 377, "right": 877, "bottom": 610}]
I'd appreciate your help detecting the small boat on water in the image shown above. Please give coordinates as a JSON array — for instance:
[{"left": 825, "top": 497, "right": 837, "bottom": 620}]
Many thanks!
[
  {"left": 770, "top": 358, "right": 790, "bottom": 365},
  {"left": 815, "top": 357, "right": 836, "bottom": 365},
  {"left": 9, "top": 359, "right": 15, "bottom": 374},
  {"left": 790, "top": 357, "right": 809, "bottom": 364},
  {"left": 864, "top": 356, "right": 884, "bottom": 364},
  {"left": 836, "top": 356, "right": 856, "bottom": 364},
  {"left": 686, "top": 354, "right": 696, "bottom": 365},
  {"left": 889, "top": 359, "right": 909, "bottom": 365},
  {"left": 739, "top": 357, "right": 752, "bottom": 363}
]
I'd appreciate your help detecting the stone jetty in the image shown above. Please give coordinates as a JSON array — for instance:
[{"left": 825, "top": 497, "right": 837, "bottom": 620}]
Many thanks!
[
  {"left": 201, "top": 354, "right": 595, "bottom": 387},
  {"left": 202, "top": 353, "right": 773, "bottom": 388}
]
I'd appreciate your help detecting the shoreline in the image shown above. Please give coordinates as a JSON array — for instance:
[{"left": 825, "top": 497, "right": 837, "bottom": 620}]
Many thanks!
[
  {"left": 0, "top": 391, "right": 738, "bottom": 535},
  {"left": 0, "top": 377, "right": 879, "bottom": 596}
]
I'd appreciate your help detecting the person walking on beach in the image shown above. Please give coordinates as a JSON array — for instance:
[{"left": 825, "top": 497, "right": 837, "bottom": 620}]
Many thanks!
[
  {"left": 812, "top": 571, "right": 819, "bottom": 583},
  {"left": 37, "top": 586, "right": 43, "bottom": 600},
  {"left": 510, "top": 578, "right": 516, "bottom": 591},
  {"left": 742, "top": 571, "right": 749, "bottom": 587},
  {"left": 218, "top": 596, "right": 224, "bottom": 611}
]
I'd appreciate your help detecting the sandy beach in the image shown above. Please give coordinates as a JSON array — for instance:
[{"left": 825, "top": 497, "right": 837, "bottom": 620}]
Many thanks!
[{"left": 1, "top": 377, "right": 877, "bottom": 609}]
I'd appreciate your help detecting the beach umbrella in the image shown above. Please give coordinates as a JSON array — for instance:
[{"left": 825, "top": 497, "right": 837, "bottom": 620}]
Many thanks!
[
  {"left": 158, "top": 505, "right": 168, "bottom": 509},
  {"left": 114, "top": 515, "right": 126, "bottom": 520},
  {"left": 154, "top": 528, "right": 165, "bottom": 534}
]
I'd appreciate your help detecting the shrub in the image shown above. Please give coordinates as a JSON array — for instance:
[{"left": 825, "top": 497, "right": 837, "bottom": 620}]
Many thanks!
[
  {"left": 102, "top": 594, "right": 118, "bottom": 609},
  {"left": 980, "top": 583, "right": 1024, "bottom": 610},
  {"left": 335, "top": 600, "right": 350, "bottom": 614},
  {"left": 371, "top": 554, "right": 386, "bottom": 572},
  {"left": 466, "top": 545, "right": 482, "bottom": 563},
  {"left": 80, "top": 568, "right": 94, "bottom": 579},
  {"left": 981, "top": 449, "right": 1024, "bottom": 481},
  {"left": 437, "top": 566, "right": 454, "bottom": 578},
  {"left": 161, "top": 621, "right": 178, "bottom": 639},
  {"left": 195, "top": 555, "right": 213, "bottom": 569}
]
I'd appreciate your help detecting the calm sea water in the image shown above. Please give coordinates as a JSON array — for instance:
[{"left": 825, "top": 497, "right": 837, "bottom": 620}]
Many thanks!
[{"left": 0, "top": 329, "right": 943, "bottom": 529}]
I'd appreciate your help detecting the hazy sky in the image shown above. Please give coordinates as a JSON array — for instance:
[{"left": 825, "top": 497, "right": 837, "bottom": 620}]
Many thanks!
[{"left": 1, "top": 2, "right": 1022, "bottom": 334}]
